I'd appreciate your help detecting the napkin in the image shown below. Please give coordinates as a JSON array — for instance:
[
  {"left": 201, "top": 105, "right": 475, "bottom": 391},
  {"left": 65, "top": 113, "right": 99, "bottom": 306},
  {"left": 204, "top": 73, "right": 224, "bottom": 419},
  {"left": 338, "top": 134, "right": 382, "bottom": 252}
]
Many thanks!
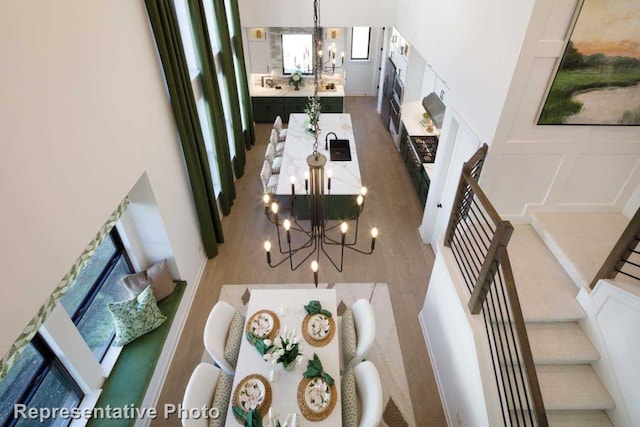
[
  {"left": 246, "top": 331, "right": 273, "bottom": 356},
  {"left": 302, "top": 353, "right": 334, "bottom": 385},
  {"left": 304, "top": 300, "right": 332, "bottom": 317},
  {"left": 232, "top": 406, "right": 263, "bottom": 427}
]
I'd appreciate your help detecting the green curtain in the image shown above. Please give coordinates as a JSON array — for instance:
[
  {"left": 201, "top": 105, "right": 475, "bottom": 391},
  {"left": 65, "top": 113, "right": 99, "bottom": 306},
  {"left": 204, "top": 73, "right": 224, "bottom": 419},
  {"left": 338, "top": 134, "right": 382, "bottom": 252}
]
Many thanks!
[
  {"left": 145, "top": 0, "right": 223, "bottom": 256},
  {"left": 1, "top": 198, "right": 130, "bottom": 379},
  {"left": 210, "top": 0, "right": 246, "bottom": 176},
  {"left": 226, "top": 0, "right": 256, "bottom": 147},
  {"left": 186, "top": 0, "right": 236, "bottom": 215}
]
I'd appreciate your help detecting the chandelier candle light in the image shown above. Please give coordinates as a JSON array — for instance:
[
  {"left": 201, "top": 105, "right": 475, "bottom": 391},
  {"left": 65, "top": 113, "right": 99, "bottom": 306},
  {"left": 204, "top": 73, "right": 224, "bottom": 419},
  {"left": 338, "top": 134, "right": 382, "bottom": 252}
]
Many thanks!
[{"left": 262, "top": 0, "right": 378, "bottom": 287}]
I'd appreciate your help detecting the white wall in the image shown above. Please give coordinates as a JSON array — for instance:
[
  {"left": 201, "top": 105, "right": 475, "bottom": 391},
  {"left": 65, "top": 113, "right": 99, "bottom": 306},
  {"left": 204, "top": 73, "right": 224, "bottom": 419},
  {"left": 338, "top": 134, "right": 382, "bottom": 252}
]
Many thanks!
[
  {"left": 395, "top": 0, "right": 536, "bottom": 144},
  {"left": 238, "top": 0, "right": 397, "bottom": 28},
  {"left": 577, "top": 280, "right": 639, "bottom": 426},
  {"left": 0, "top": 1, "right": 206, "bottom": 357},
  {"left": 419, "top": 242, "right": 502, "bottom": 426},
  {"left": 481, "top": 0, "right": 640, "bottom": 221}
]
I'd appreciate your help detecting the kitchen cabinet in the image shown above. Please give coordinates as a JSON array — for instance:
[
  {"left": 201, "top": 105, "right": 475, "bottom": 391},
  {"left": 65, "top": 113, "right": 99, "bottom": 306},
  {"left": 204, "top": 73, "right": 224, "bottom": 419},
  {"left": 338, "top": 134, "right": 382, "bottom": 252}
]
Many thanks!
[
  {"left": 252, "top": 95, "right": 344, "bottom": 123},
  {"left": 320, "top": 97, "right": 344, "bottom": 113},
  {"left": 248, "top": 40, "right": 271, "bottom": 74},
  {"left": 252, "top": 97, "right": 284, "bottom": 123},
  {"left": 398, "top": 121, "right": 430, "bottom": 208}
]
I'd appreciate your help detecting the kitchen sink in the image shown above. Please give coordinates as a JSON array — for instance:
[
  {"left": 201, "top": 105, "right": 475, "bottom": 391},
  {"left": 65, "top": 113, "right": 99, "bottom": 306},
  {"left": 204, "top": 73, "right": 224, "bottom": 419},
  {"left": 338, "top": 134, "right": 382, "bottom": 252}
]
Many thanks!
[{"left": 329, "top": 139, "right": 352, "bottom": 161}]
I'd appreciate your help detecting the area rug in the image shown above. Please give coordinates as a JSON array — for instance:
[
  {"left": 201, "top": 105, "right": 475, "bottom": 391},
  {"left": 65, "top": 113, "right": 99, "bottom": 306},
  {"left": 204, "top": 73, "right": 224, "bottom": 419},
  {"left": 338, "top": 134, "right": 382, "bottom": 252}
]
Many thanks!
[{"left": 207, "top": 283, "right": 416, "bottom": 427}]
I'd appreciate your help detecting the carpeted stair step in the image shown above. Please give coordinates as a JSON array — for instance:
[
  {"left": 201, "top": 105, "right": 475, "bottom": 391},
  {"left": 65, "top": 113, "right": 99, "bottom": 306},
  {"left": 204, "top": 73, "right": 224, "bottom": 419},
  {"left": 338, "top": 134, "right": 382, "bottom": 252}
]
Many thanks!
[
  {"left": 531, "top": 212, "right": 630, "bottom": 289},
  {"left": 546, "top": 410, "right": 613, "bottom": 427},
  {"left": 508, "top": 226, "right": 586, "bottom": 322},
  {"left": 527, "top": 322, "right": 599, "bottom": 364},
  {"left": 537, "top": 365, "right": 615, "bottom": 411}
]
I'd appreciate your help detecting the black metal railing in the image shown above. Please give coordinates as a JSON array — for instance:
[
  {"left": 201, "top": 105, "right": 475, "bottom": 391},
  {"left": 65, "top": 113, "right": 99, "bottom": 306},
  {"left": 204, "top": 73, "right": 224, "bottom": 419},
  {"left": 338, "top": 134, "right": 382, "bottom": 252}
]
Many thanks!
[
  {"left": 444, "top": 144, "right": 547, "bottom": 426},
  {"left": 590, "top": 207, "right": 640, "bottom": 288}
]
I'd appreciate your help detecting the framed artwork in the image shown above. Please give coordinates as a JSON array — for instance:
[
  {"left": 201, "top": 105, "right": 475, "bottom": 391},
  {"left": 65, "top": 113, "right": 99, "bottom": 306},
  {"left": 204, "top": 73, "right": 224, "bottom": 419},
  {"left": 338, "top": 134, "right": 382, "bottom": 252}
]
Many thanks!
[{"left": 538, "top": 0, "right": 640, "bottom": 125}]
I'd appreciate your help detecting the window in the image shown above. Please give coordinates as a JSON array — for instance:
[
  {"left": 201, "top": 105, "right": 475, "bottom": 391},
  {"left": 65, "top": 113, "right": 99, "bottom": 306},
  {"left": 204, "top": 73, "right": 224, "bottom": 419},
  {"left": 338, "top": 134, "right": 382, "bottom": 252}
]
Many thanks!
[
  {"left": 0, "top": 334, "right": 84, "bottom": 427},
  {"left": 59, "top": 229, "right": 133, "bottom": 361},
  {"left": 173, "top": 0, "right": 225, "bottom": 192},
  {"left": 282, "top": 34, "right": 313, "bottom": 74},
  {"left": 351, "top": 27, "right": 371, "bottom": 60}
]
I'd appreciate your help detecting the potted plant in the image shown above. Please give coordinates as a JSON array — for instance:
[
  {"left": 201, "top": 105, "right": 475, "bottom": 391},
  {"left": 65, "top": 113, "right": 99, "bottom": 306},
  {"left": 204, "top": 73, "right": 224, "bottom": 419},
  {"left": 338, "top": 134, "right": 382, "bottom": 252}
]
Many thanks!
[
  {"left": 288, "top": 70, "right": 304, "bottom": 90},
  {"left": 261, "top": 325, "right": 304, "bottom": 371},
  {"left": 304, "top": 96, "right": 321, "bottom": 132}
]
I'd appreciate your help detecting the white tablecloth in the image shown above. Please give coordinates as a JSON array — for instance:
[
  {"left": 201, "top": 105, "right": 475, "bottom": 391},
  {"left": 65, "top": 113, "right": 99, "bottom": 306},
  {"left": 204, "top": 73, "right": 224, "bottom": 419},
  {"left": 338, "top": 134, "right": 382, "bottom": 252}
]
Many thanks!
[{"left": 224, "top": 289, "right": 342, "bottom": 426}]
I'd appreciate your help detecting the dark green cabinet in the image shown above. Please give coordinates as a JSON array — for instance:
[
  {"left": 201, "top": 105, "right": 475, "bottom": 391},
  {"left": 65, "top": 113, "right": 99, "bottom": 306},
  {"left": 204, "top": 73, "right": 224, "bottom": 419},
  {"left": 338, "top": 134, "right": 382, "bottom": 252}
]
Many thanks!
[
  {"left": 399, "top": 121, "right": 430, "bottom": 208},
  {"left": 251, "top": 96, "right": 344, "bottom": 123},
  {"left": 320, "top": 97, "right": 344, "bottom": 113},
  {"left": 252, "top": 97, "right": 284, "bottom": 123}
]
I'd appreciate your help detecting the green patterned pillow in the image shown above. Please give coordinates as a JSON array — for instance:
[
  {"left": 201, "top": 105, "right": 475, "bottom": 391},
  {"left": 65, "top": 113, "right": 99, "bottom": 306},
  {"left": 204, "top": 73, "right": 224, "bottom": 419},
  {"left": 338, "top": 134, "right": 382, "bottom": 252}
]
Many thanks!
[
  {"left": 108, "top": 285, "right": 166, "bottom": 346},
  {"left": 209, "top": 371, "right": 233, "bottom": 427},
  {"left": 342, "top": 308, "right": 357, "bottom": 367},
  {"left": 341, "top": 369, "right": 359, "bottom": 427},
  {"left": 224, "top": 311, "right": 245, "bottom": 368}
]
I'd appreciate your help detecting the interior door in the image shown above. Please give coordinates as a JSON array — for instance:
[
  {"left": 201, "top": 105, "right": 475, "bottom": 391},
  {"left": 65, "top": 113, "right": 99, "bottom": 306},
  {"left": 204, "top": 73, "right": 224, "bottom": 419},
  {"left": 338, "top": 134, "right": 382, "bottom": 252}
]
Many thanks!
[{"left": 423, "top": 113, "right": 481, "bottom": 252}]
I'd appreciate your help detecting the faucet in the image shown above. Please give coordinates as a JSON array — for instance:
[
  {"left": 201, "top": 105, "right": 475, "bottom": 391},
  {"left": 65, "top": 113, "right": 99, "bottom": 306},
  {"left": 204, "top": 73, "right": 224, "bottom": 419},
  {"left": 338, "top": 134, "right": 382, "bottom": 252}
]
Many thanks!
[{"left": 325, "top": 132, "right": 337, "bottom": 150}]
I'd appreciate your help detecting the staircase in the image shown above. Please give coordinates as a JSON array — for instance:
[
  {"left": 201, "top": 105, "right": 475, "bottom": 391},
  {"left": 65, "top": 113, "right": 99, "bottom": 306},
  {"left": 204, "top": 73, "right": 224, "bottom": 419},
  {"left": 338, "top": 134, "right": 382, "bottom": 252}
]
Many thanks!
[{"left": 507, "top": 212, "right": 630, "bottom": 426}]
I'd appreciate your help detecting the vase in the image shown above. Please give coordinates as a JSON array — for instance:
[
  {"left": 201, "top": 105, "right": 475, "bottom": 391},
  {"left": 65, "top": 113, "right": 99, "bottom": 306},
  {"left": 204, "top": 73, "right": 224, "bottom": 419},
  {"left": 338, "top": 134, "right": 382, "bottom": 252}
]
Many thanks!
[{"left": 281, "top": 360, "right": 296, "bottom": 372}]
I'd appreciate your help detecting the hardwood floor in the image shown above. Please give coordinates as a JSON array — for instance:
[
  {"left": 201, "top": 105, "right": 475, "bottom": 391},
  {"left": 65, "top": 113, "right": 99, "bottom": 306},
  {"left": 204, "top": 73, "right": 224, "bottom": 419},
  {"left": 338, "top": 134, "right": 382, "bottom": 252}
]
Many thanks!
[{"left": 153, "top": 97, "right": 447, "bottom": 426}]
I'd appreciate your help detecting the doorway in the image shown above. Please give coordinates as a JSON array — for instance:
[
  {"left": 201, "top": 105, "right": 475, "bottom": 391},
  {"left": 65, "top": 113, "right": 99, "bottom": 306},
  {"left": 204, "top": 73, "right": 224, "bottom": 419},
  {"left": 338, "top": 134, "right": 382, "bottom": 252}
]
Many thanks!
[{"left": 344, "top": 27, "right": 384, "bottom": 96}]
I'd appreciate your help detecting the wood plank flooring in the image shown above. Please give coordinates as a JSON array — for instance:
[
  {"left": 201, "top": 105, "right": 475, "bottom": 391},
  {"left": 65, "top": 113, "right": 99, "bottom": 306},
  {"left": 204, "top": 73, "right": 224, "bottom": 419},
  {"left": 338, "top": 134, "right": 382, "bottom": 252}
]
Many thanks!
[{"left": 153, "top": 97, "right": 447, "bottom": 426}]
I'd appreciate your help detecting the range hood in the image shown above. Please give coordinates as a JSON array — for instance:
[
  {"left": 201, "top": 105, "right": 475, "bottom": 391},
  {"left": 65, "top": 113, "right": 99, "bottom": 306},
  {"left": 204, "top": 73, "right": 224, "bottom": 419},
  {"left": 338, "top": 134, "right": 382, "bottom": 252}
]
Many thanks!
[{"left": 422, "top": 92, "right": 446, "bottom": 129}]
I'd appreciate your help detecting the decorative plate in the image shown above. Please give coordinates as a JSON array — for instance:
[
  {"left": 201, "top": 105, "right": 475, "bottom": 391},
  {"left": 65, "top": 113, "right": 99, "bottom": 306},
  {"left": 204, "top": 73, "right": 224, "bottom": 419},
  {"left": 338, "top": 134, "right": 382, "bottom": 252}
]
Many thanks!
[
  {"left": 302, "top": 313, "right": 335, "bottom": 347},
  {"left": 297, "top": 376, "right": 337, "bottom": 421},
  {"left": 233, "top": 374, "right": 272, "bottom": 421},
  {"left": 246, "top": 309, "right": 280, "bottom": 344}
]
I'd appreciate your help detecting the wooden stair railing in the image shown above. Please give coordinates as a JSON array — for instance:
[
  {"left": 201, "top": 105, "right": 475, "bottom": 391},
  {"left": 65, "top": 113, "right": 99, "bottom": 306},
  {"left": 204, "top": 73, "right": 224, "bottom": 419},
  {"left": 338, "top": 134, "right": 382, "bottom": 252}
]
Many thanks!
[{"left": 590, "top": 207, "right": 640, "bottom": 289}]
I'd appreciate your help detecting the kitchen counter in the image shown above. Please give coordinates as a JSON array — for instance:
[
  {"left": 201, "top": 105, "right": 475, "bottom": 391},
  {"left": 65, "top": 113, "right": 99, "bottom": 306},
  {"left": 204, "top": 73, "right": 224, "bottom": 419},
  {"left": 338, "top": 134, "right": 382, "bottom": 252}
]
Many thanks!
[
  {"left": 251, "top": 84, "right": 345, "bottom": 98},
  {"left": 402, "top": 100, "right": 440, "bottom": 137},
  {"left": 424, "top": 163, "right": 434, "bottom": 179}
]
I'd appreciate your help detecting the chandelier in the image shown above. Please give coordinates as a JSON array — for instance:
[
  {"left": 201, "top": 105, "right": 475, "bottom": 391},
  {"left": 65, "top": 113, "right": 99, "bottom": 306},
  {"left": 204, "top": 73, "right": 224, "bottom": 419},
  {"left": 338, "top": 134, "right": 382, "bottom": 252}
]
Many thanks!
[
  {"left": 317, "top": 40, "right": 344, "bottom": 75},
  {"left": 262, "top": 0, "right": 378, "bottom": 286}
]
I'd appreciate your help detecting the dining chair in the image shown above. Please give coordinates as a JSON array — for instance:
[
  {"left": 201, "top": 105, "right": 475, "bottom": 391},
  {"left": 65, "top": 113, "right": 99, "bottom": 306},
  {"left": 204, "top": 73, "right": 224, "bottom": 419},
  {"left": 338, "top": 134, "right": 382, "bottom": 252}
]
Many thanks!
[
  {"left": 264, "top": 142, "right": 282, "bottom": 174},
  {"left": 342, "top": 298, "right": 376, "bottom": 371},
  {"left": 260, "top": 159, "right": 279, "bottom": 194},
  {"left": 273, "top": 115, "right": 287, "bottom": 142},
  {"left": 341, "top": 361, "right": 383, "bottom": 427},
  {"left": 270, "top": 129, "right": 285, "bottom": 156},
  {"left": 203, "top": 300, "right": 245, "bottom": 376},
  {"left": 182, "top": 362, "right": 233, "bottom": 427}
]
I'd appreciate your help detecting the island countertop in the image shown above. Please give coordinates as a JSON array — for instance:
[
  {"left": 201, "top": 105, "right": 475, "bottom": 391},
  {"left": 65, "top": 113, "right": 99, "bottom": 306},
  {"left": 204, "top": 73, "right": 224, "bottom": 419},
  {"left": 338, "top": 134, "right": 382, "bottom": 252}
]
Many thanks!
[
  {"left": 276, "top": 113, "right": 362, "bottom": 196},
  {"left": 251, "top": 84, "right": 345, "bottom": 98}
]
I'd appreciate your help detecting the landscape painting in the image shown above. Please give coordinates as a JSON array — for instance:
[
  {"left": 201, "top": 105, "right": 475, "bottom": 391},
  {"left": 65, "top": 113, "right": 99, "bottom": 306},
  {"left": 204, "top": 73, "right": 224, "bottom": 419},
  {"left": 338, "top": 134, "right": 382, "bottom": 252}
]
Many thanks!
[{"left": 538, "top": 0, "right": 640, "bottom": 125}]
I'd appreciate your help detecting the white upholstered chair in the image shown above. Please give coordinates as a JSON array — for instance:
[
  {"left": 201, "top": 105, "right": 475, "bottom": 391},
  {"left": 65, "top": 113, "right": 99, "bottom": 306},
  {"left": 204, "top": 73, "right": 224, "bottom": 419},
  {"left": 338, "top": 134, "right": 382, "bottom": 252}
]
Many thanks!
[
  {"left": 342, "top": 298, "right": 376, "bottom": 371},
  {"left": 264, "top": 142, "right": 282, "bottom": 174},
  {"left": 203, "top": 301, "right": 244, "bottom": 376},
  {"left": 260, "top": 159, "right": 279, "bottom": 194},
  {"left": 182, "top": 362, "right": 232, "bottom": 427},
  {"left": 270, "top": 129, "right": 285, "bottom": 156},
  {"left": 353, "top": 361, "right": 383, "bottom": 427},
  {"left": 273, "top": 115, "right": 287, "bottom": 142}
]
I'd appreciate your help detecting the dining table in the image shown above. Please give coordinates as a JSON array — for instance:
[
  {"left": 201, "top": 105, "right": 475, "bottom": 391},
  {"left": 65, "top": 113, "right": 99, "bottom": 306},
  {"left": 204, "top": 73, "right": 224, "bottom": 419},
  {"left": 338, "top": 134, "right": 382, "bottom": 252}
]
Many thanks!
[{"left": 224, "top": 288, "right": 342, "bottom": 426}]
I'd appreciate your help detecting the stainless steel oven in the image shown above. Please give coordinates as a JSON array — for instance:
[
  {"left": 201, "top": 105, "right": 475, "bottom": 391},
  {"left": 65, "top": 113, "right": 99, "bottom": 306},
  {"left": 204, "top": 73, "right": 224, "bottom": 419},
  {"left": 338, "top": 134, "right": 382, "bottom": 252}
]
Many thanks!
[{"left": 390, "top": 95, "right": 401, "bottom": 132}]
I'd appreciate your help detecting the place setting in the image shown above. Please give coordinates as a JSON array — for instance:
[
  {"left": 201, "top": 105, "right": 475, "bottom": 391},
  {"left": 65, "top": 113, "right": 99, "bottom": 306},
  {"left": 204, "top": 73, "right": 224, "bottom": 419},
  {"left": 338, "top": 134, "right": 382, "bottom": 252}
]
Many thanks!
[
  {"left": 231, "top": 373, "right": 272, "bottom": 425},
  {"left": 301, "top": 300, "right": 335, "bottom": 347},
  {"left": 297, "top": 353, "right": 337, "bottom": 421}
]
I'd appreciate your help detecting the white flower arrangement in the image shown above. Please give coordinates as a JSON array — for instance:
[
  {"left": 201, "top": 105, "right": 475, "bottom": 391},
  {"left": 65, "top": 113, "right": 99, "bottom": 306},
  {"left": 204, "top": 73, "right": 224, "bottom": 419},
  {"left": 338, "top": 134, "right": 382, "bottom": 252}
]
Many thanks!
[
  {"left": 262, "top": 325, "right": 304, "bottom": 368},
  {"left": 288, "top": 70, "right": 304, "bottom": 90}
]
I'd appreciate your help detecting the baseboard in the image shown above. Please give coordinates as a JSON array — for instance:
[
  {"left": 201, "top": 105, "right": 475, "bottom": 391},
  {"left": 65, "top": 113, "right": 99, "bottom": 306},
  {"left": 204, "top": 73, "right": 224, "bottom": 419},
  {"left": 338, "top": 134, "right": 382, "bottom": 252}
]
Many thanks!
[
  {"left": 418, "top": 309, "right": 453, "bottom": 427},
  {"left": 135, "top": 255, "right": 208, "bottom": 427}
]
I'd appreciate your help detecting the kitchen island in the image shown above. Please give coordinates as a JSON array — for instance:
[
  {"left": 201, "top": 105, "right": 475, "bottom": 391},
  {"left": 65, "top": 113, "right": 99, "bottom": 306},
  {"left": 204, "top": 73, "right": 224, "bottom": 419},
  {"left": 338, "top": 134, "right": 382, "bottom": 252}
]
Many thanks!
[
  {"left": 251, "top": 84, "right": 344, "bottom": 123},
  {"left": 275, "top": 113, "right": 362, "bottom": 219}
]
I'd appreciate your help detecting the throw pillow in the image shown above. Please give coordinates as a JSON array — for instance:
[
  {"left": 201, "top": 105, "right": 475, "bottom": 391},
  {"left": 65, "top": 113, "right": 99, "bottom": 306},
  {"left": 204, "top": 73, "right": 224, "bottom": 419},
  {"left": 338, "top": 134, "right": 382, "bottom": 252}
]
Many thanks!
[
  {"left": 146, "top": 259, "right": 175, "bottom": 301},
  {"left": 341, "top": 369, "right": 360, "bottom": 427},
  {"left": 224, "top": 311, "right": 245, "bottom": 368},
  {"left": 108, "top": 285, "right": 167, "bottom": 346},
  {"left": 122, "top": 259, "right": 175, "bottom": 302},
  {"left": 342, "top": 308, "right": 357, "bottom": 367},
  {"left": 209, "top": 371, "right": 233, "bottom": 427}
]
